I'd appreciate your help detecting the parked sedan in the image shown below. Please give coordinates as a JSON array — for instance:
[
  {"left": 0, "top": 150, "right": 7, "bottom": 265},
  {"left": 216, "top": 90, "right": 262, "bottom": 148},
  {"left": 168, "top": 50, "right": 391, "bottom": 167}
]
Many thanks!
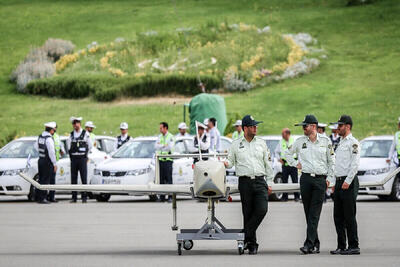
[
  {"left": 358, "top": 135, "right": 399, "bottom": 201},
  {"left": 0, "top": 136, "right": 110, "bottom": 201}
]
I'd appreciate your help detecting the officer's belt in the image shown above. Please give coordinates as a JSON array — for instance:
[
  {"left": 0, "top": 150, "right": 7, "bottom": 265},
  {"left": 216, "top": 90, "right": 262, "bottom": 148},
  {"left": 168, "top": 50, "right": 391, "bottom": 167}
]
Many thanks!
[
  {"left": 336, "top": 176, "right": 347, "bottom": 181},
  {"left": 239, "top": 175, "right": 264, "bottom": 180},
  {"left": 302, "top": 172, "right": 326, "bottom": 179}
]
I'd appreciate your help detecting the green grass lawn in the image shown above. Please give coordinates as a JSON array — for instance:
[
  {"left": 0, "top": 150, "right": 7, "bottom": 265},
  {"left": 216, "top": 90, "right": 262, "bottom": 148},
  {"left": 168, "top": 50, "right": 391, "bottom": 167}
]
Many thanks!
[{"left": 0, "top": 0, "right": 399, "bottom": 144}]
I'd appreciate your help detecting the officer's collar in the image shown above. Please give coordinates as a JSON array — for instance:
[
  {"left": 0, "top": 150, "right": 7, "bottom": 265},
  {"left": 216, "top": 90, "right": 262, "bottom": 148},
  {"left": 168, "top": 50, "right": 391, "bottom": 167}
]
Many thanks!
[
  {"left": 242, "top": 135, "right": 256, "bottom": 143},
  {"left": 74, "top": 128, "right": 82, "bottom": 134},
  {"left": 307, "top": 133, "right": 320, "bottom": 143},
  {"left": 42, "top": 131, "right": 51, "bottom": 137},
  {"left": 342, "top": 133, "right": 353, "bottom": 140}
]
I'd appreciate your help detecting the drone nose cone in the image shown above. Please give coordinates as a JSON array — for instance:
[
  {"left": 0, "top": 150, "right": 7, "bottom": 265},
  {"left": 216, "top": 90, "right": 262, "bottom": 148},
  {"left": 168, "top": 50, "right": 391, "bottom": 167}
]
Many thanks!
[{"left": 193, "top": 160, "right": 226, "bottom": 199}]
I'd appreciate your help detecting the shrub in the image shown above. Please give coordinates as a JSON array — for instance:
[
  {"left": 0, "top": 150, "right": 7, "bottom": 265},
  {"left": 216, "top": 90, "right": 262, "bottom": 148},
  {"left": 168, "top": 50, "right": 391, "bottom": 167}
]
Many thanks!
[{"left": 42, "top": 38, "right": 75, "bottom": 61}]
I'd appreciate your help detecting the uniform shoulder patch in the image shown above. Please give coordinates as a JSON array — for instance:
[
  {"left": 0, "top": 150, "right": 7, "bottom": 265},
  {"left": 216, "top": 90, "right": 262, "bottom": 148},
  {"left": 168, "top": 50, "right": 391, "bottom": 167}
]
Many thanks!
[
  {"left": 302, "top": 142, "right": 307, "bottom": 149},
  {"left": 352, "top": 143, "right": 358, "bottom": 154}
]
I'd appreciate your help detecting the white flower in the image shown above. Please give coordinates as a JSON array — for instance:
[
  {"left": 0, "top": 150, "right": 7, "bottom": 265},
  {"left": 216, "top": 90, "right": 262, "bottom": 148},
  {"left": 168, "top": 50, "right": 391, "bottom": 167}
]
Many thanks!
[{"left": 211, "top": 57, "right": 217, "bottom": 65}]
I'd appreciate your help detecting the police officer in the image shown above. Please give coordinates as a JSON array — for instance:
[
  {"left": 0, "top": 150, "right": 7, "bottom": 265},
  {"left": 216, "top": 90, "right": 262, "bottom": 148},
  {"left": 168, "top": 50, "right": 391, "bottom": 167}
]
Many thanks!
[
  {"left": 274, "top": 128, "right": 300, "bottom": 201},
  {"left": 329, "top": 124, "right": 341, "bottom": 151},
  {"left": 85, "top": 121, "right": 97, "bottom": 147},
  {"left": 176, "top": 122, "right": 190, "bottom": 138},
  {"left": 67, "top": 116, "right": 92, "bottom": 203},
  {"left": 317, "top": 123, "right": 328, "bottom": 137},
  {"left": 285, "top": 114, "right": 335, "bottom": 254},
  {"left": 224, "top": 115, "right": 273, "bottom": 255},
  {"left": 47, "top": 123, "right": 64, "bottom": 202},
  {"left": 155, "top": 122, "right": 174, "bottom": 202},
  {"left": 207, "top": 118, "right": 221, "bottom": 152},
  {"left": 193, "top": 122, "right": 210, "bottom": 163},
  {"left": 388, "top": 117, "right": 400, "bottom": 167},
  {"left": 115, "top": 122, "right": 131, "bottom": 150},
  {"left": 232, "top": 120, "right": 244, "bottom": 140},
  {"left": 37, "top": 122, "right": 57, "bottom": 204},
  {"left": 329, "top": 115, "right": 360, "bottom": 255}
]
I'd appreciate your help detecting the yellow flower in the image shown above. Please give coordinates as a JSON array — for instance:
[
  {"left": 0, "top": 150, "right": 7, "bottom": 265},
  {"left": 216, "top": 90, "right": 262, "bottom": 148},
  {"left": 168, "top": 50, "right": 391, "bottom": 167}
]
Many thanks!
[
  {"left": 135, "top": 72, "right": 145, "bottom": 77},
  {"left": 228, "top": 65, "right": 238, "bottom": 73},
  {"left": 88, "top": 46, "right": 99, "bottom": 54},
  {"left": 105, "top": 51, "right": 116, "bottom": 58},
  {"left": 108, "top": 68, "right": 126, "bottom": 77},
  {"left": 55, "top": 53, "right": 79, "bottom": 72},
  {"left": 100, "top": 57, "right": 109, "bottom": 69}
]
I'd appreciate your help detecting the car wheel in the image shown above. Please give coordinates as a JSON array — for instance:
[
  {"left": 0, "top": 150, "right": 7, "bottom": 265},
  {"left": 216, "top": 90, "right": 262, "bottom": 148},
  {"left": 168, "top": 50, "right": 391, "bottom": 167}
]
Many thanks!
[
  {"left": 95, "top": 193, "right": 111, "bottom": 202},
  {"left": 269, "top": 174, "right": 283, "bottom": 201},
  {"left": 388, "top": 176, "right": 400, "bottom": 201},
  {"left": 27, "top": 174, "right": 39, "bottom": 202},
  {"left": 149, "top": 195, "right": 158, "bottom": 201}
]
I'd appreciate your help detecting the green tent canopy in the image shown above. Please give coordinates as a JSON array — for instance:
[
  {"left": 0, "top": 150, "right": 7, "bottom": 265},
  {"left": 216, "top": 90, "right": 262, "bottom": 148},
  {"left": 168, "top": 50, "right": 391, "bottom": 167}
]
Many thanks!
[{"left": 189, "top": 93, "right": 227, "bottom": 135}]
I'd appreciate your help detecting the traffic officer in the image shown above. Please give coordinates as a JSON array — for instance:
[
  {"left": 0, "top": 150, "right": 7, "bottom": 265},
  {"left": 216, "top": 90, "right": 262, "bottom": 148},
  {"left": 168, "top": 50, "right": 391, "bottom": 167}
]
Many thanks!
[
  {"left": 274, "top": 128, "right": 300, "bottom": 201},
  {"left": 285, "top": 114, "right": 335, "bottom": 254},
  {"left": 37, "top": 122, "right": 57, "bottom": 204},
  {"left": 67, "top": 116, "right": 92, "bottom": 203},
  {"left": 208, "top": 118, "right": 221, "bottom": 152},
  {"left": 224, "top": 115, "right": 273, "bottom": 255},
  {"left": 388, "top": 117, "right": 400, "bottom": 167},
  {"left": 329, "top": 124, "right": 341, "bottom": 151},
  {"left": 85, "top": 121, "right": 97, "bottom": 147},
  {"left": 317, "top": 123, "right": 327, "bottom": 137},
  {"left": 232, "top": 120, "right": 244, "bottom": 140},
  {"left": 115, "top": 122, "right": 131, "bottom": 150},
  {"left": 176, "top": 122, "right": 190, "bottom": 138},
  {"left": 155, "top": 122, "right": 175, "bottom": 202},
  {"left": 47, "top": 123, "right": 64, "bottom": 202},
  {"left": 329, "top": 115, "right": 360, "bottom": 255},
  {"left": 193, "top": 122, "right": 210, "bottom": 163}
]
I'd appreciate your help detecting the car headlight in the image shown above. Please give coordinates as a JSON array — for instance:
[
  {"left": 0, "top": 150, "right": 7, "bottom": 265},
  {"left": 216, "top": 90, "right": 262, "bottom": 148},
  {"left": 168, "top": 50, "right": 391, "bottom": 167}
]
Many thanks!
[
  {"left": 94, "top": 169, "right": 101, "bottom": 176},
  {"left": 364, "top": 167, "right": 391, "bottom": 175},
  {"left": 2, "top": 169, "right": 26, "bottom": 176},
  {"left": 126, "top": 167, "right": 151, "bottom": 176}
]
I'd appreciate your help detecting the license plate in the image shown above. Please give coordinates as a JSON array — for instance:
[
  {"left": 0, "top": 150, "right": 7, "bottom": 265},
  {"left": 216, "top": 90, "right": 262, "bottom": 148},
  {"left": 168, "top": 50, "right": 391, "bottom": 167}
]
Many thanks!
[{"left": 102, "top": 179, "right": 121, "bottom": 184}]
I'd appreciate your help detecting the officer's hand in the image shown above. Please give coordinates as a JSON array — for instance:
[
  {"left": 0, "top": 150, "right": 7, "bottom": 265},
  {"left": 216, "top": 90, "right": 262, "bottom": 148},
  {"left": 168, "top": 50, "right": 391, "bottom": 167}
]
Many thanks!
[
  {"left": 326, "top": 180, "right": 330, "bottom": 189},
  {"left": 296, "top": 163, "right": 302, "bottom": 169},
  {"left": 342, "top": 182, "right": 350, "bottom": 190},
  {"left": 267, "top": 186, "right": 272, "bottom": 195},
  {"left": 331, "top": 186, "right": 335, "bottom": 194},
  {"left": 223, "top": 161, "right": 229, "bottom": 168},
  {"left": 53, "top": 165, "right": 57, "bottom": 173},
  {"left": 386, "top": 159, "right": 391, "bottom": 164},
  {"left": 279, "top": 159, "right": 284, "bottom": 165}
]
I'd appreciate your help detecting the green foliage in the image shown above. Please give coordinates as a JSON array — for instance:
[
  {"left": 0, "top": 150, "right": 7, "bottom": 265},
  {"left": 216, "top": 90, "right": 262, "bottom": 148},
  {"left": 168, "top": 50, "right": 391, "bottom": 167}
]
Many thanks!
[{"left": 26, "top": 74, "right": 222, "bottom": 101}]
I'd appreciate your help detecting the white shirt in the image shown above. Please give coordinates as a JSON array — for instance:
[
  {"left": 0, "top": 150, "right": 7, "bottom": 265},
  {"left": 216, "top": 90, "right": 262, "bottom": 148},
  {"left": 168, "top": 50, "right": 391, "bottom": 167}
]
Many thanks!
[
  {"left": 194, "top": 133, "right": 210, "bottom": 151},
  {"left": 66, "top": 128, "right": 93, "bottom": 152},
  {"left": 334, "top": 133, "right": 360, "bottom": 186},
  {"left": 285, "top": 133, "right": 335, "bottom": 183},
  {"left": 36, "top": 131, "right": 57, "bottom": 166},
  {"left": 176, "top": 132, "right": 191, "bottom": 138},
  {"left": 209, "top": 127, "right": 221, "bottom": 152},
  {"left": 115, "top": 133, "right": 130, "bottom": 150},
  {"left": 388, "top": 131, "right": 400, "bottom": 164}
]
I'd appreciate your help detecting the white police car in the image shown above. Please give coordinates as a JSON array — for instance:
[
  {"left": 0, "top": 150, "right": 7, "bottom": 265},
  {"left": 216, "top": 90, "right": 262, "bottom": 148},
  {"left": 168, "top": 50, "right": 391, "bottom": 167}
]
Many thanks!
[{"left": 358, "top": 135, "right": 399, "bottom": 201}]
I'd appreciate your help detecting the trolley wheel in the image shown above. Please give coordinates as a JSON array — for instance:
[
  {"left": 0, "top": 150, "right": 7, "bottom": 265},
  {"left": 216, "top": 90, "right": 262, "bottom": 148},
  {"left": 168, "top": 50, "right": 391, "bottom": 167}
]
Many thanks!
[
  {"left": 237, "top": 241, "right": 244, "bottom": 255},
  {"left": 183, "top": 240, "right": 194, "bottom": 250},
  {"left": 177, "top": 243, "right": 182, "bottom": 255}
]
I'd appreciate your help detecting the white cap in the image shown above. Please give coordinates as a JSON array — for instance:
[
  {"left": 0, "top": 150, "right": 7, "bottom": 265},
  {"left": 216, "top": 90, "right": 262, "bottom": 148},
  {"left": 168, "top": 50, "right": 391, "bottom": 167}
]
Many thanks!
[
  {"left": 178, "top": 122, "right": 188, "bottom": 130},
  {"left": 44, "top": 121, "right": 57, "bottom": 129},
  {"left": 318, "top": 123, "right": 327, "bottom": 128},
  {"left": 329, "top": 124, "right": 338, "bottom": 130},
  {"left": 233, "top": 120, "right": 242, "bottom": 126},
  {"left": 120, "top": 122, "right": 128, "bottom": 130},
  {"left": 70, "top": 116, "right": 82, "bottom": 123},
  {"left": 197, "top": 121, "right": 208, "bottom": 129},
  {"left": 85, "top": 121, "right": 96, "bottom": 128},
  {"left": 203, "top": 118, "right": 209, "bottom": 125}
]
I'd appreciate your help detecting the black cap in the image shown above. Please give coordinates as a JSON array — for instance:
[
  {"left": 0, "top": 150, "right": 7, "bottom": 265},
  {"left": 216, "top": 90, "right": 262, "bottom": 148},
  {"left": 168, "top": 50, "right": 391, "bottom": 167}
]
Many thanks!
[
  {"left": 331, "top": 115, "right": 353, "bottom": 126},
  {"left": 242, "top": 115, "right": 263, "bottom": 127},
  {"left": 294, "top": 114, "right": 318, "bottom": 126}
]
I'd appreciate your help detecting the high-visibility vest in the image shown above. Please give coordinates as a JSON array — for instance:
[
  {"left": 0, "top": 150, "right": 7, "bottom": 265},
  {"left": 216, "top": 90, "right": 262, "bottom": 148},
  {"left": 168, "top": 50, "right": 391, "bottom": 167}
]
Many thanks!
[
  {"left": 90, "top": 132, "right": 96, "bottom": 147},
  {"left": 280, "top": 136, "right": 294, "bottom": 165},
  {"left": 53, "top": 132, "right": 61, "bottom": 161},
  {"left": 232, "top": 131, "right": 244, "bottom": 140},
  {"left": 157, "top": 132, "right": 174, "bottom": 161},
  {"left": 396, "top": 131, "right": 400, "bottom": 158}
]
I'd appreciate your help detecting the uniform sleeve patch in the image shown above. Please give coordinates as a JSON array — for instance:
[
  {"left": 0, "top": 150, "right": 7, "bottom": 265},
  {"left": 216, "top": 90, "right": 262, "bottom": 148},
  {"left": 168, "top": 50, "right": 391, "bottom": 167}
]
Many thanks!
[
  {"left": 302, "top": 143, "right": 307, "bottom": 149},
  {"left": 352, "top": 144, "right": 358, "bottom": 154}
]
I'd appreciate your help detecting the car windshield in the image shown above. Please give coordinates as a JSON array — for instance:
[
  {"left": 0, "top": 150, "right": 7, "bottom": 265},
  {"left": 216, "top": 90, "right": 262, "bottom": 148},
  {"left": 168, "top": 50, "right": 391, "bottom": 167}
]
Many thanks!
[
  {"left": 112, "top": 140, "right": 156, "bottom": 158},
  {"left": 265, "top": 140, "right": 279, "bottom": 153},
  {"left": 360, "top": 140, "right": 392, "bottom": 158},
  {"left": 0, "top": 140, "right": 38, "bottom": 158}
]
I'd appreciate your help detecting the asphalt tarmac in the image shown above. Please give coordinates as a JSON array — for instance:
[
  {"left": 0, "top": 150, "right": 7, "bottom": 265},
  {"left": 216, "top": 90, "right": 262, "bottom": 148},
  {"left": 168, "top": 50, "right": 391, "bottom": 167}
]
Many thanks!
[{"left": 0, "top": 195, "right": 399, "bottom": 267}]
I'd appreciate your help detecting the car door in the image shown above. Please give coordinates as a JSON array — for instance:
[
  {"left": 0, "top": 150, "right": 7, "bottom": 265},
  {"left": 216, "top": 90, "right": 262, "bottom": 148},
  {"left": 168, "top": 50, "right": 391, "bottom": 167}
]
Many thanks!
[{"left": 172, "top": 139, "right": 194, "bottom": 184}]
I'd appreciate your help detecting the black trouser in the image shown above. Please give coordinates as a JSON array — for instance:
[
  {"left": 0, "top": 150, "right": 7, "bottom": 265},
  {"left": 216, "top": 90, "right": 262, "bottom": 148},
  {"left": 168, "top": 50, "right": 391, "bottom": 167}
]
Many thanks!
[
  {"left": 333, "top": 176, "right": 359, "bottom": 249},
  {"left": 71, "top": 157, "right": 87, "bottom": 201},
  {"left": 47, "top": 169, "right": 56, "bottom": 201},
  {"left": 300, "top": 173, "right": 326, "bottom": 248},
  {"left": 282, "top": 165, "right": 300, "bottom": 200},
  {"left": 238, "top": 176, "right": 269, "bottom": 246},
  {"left": 159, "top": 160, "right": 173, "bottom": 201},
  {"left": 37, "top": 159, "right": 53, "bottom": 202}
]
